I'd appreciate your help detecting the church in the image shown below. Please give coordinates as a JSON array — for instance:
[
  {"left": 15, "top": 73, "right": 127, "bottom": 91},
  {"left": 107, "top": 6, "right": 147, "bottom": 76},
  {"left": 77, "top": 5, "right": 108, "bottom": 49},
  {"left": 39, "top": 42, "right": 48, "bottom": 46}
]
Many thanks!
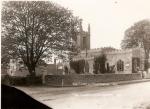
[{"left": 73, "top": 22, "right": 145, "bottom": 74}]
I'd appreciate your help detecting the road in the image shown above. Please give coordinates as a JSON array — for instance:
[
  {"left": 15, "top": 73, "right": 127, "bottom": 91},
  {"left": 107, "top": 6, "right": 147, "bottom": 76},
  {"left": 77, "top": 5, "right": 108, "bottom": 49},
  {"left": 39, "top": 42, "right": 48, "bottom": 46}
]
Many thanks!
[{"left": 17, "top": 82, "right": 150, "bottom": 109}]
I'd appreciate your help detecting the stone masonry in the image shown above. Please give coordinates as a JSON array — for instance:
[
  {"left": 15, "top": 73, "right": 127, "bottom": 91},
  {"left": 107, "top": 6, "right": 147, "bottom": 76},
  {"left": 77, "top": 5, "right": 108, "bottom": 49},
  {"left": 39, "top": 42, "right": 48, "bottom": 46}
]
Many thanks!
[{"left": 73, "top": 47, "right": 145, "bottom": 74}]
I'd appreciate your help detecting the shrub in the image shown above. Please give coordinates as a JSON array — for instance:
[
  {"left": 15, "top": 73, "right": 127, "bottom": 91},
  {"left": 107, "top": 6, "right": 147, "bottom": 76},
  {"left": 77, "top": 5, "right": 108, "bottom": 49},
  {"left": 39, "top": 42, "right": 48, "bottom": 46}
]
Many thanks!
[
  {"left": 70, "top": 59, "right": 85, "bottom": 74},
  {"left": 25, "top": 75, "right": 43, "bottom": 85},
  {"left": 93, "top": 54, "right": 107, "bottom": 74},
  {"left": 2, "top": 76, "right": 27, "bottom": 86}
]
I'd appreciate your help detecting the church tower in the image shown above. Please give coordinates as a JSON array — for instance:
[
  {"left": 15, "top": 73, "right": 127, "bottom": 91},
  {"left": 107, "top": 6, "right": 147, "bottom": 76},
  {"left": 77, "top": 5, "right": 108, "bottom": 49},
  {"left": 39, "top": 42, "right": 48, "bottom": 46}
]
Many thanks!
[{"left": 76, "top": 20, "right": 91, "bottom": 51}]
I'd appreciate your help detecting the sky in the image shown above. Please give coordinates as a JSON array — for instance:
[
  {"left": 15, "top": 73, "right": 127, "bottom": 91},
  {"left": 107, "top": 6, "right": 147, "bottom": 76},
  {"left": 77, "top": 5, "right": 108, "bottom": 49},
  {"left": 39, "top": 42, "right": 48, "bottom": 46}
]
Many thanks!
[{"left": 50, "top": 0, "right": 150, "bottom": 49}]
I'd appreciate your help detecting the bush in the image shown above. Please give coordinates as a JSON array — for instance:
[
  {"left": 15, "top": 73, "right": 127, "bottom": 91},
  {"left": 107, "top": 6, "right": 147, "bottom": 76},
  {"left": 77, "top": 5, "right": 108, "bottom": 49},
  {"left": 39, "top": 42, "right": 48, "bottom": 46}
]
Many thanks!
[
  {"left": 70, "top": 59, "right": 85, "bottom": 74},
  {"left": 93, "top": 54, "right": 107, "bottom": 74},
  {"left": 2, "top": 75, "right": 43, "bottom": 86},
  {"left": 2, "top": 75, "right": 27, "bottom": 86},
  {"left": 26, "top": 76, "right": 42, "bottom": 85}
]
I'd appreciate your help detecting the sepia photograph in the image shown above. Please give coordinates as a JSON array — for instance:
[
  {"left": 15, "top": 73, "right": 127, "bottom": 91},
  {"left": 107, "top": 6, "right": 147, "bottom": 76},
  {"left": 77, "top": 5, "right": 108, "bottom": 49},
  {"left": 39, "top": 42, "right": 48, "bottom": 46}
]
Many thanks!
[{"left": 1, "top": 0, "right": 150, "bottom": 109}]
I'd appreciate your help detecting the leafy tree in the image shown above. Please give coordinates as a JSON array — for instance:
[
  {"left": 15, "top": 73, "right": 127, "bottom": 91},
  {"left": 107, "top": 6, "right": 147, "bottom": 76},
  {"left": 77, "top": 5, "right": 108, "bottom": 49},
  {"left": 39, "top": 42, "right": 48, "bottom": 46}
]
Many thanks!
[
  {"left": 121, "top": 19, "right": 150, "bottom": 70},
  {"left": 2, "top": 1, "right": 80, "bottom": 77}
]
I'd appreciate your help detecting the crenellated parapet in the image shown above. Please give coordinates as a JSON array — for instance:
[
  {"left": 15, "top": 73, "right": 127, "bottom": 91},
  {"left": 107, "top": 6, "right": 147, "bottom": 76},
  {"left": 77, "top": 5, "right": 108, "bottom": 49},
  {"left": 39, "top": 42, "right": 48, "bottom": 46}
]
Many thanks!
[{"left": 73, "top": 47, "right": 144, "bottom": 61}]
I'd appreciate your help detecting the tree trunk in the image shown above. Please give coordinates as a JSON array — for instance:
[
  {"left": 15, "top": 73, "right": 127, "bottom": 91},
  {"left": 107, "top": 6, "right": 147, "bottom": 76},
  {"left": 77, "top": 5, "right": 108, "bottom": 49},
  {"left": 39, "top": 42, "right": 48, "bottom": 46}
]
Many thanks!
[
  {"left": 26, "top": 65, "right": 37, "bottom": 85},
  {"left": 28, "top": 65, "right": 36, "bottom": 77}
]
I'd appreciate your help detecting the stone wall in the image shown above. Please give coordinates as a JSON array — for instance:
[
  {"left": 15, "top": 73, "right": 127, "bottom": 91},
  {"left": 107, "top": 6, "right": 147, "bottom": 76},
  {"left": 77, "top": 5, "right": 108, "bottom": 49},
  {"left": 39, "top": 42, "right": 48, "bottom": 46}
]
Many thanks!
[
  {"left": 73, "top": 48, "right": 145, "bottom": 74},
  {"left": 132, "top": 48, "right": 145, "bottom": 70},
  {"left": 7, "top": 66, "right": 46, "bottom": 77},
  {"left": 45, "top": 73, "right": 142, "bottom": 86},
  {"left": 81, "top": 49, "right": 133, "bottom": 74},
  {"left": 106, "top": 50, "right": 133, "bottom": 74}
]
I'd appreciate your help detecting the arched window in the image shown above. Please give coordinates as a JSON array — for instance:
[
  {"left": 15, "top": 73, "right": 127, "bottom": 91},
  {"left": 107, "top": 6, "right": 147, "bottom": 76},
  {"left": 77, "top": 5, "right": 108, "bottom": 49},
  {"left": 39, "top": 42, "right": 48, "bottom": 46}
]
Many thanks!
[
  {"left": 132, "top": 58, "right": 140, "bottom": 73},
  {"left": 117, "top": 60, "right": 124, "bottom": 71}
]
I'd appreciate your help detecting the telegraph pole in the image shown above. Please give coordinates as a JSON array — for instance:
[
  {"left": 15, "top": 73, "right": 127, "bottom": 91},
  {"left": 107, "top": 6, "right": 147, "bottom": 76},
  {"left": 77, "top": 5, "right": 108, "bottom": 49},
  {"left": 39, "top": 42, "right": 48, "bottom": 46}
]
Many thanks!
[{"left": 85, "top": 38, "right": 88, "bottom": 73}]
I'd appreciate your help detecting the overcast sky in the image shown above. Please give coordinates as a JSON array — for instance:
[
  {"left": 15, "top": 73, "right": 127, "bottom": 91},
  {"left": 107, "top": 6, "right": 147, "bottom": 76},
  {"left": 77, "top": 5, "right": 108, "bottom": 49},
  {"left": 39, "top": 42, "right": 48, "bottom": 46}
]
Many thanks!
[{"left": 50, "top": 0, "right": 150, "bottom": 49}]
